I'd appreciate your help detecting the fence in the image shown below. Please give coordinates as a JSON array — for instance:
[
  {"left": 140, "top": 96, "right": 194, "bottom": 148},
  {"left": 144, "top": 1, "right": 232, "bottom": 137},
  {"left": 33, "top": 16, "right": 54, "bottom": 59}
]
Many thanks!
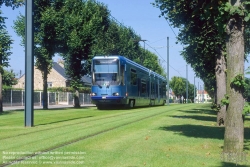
[{"left": 2, "top": 90, "right": 92, "bottom": 107}]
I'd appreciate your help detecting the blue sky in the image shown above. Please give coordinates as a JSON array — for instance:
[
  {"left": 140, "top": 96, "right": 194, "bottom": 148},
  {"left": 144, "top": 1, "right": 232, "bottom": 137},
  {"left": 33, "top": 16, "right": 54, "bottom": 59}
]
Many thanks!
[{"left": 3, "top": 0, "right": 248, "bottom": 89}]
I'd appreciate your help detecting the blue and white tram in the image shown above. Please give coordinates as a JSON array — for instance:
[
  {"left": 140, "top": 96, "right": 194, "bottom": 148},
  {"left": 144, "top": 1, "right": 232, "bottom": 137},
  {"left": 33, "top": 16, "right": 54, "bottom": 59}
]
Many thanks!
[{"left": 90, "top": 55, "right": 167, "bottom": 109}]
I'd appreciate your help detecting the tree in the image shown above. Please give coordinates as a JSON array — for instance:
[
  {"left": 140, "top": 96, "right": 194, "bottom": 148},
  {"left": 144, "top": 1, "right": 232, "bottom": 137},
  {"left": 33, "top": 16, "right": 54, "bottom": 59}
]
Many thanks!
[
  {"left": 223, "top": 0, "right": 247, "bottom": 155},
  {"left": 91, "top": 20, "right": 141, "bottom": 60},
  {"left": 153, "top": 0, "right": 227, "bottom": 126},
  {"left": 143, "top": 50, "right": 166, "bottom": 76},
  {"left": 58, "top": 0, "right": 165, "bottom": 108},
  {"left": 13, "top": 0, "right": 62, "bottom": 109},
  {"left": 169, "top": 76, "right": 185, "bottom": 99},
  {"left": 13, "top": 0, "right": 165, "bottom": 109},
  {"left": 243, "top": 77, "right": 250, "bottom": 102},
  {"left": 0, "top": 29, "right": 13, "bottom": 113},
  {"left": 153, "top": 0, "right": 250, "bottom": 156},
  {"left": 2, "top": 69, "right": 17, "bottom": 86},
  {"left": 0, "top": 0, "right": 24, "bottom": 114},
  {"left": 56, "top": 0, "right": 110, "bottom": 108},
  {"left": 91, "top": 19, "right": 166, "bottom": 76},
  {"left": 169, "top": 76, "right": 195, "bottom": 102},
  {"left": 188, "top": 82, "right": 195, "bottom": 102}
]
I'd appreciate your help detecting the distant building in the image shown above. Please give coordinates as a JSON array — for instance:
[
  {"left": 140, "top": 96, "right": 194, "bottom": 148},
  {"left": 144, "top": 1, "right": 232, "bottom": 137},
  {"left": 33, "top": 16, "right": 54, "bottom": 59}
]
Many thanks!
[
  {"left": 195, "top": 90, "right": 211, "bottom": 103},
  {"left": 169, "top": 90, "right": 177, "bottom": 100},
  {"left": 166, "top": 89, "right": 178, "bottom": 103},
  {"left": 13, "top": 61, "right": 91, "bottom": 90}
]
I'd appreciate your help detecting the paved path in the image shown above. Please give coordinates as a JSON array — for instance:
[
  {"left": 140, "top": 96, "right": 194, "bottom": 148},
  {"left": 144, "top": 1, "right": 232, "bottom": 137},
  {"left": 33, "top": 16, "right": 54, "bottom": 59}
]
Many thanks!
[{"left": 3, "top": 104, "right": 95, "bottom": 111}]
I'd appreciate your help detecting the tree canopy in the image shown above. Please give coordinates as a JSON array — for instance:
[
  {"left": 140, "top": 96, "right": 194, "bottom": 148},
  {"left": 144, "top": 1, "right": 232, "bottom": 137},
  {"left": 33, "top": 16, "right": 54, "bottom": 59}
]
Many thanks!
[
  {"left": 0, "top": 29, "right": 12, "bottom": 69},
  {"left": 0, "top": 0, "right": 23, "bottom": 112},
  {"left": 169, "top": 76, "right": 195, "bottom": 101},
  {"left": 90, "top": 19, "right": 166, "bottom": 76},
  {"left": 2, "top": 69, "right": 17, "bottom": 86},
  {"left": 153, "top": 0, "right": 250, "bottom": 156},
  {"left": 13, "top": 0, "right": 165, "bottom": 108}
]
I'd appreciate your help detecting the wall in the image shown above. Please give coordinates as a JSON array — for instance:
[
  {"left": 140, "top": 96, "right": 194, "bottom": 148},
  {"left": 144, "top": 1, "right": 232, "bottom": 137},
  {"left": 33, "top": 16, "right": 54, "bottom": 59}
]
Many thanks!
[{"left": 13, "top": 67, "right": 67, "bottom": 90}]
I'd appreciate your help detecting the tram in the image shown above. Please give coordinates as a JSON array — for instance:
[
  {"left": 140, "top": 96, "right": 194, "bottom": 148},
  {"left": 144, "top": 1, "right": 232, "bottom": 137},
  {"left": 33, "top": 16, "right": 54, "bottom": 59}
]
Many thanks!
[{"left": 90, "top": 55, "right": 167, "bottom": 109}]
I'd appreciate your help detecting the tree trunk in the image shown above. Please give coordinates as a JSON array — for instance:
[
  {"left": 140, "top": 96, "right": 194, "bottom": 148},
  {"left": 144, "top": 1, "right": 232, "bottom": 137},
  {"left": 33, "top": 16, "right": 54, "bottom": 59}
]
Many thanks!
[
  {"left": 0, "top": 72, "right": 2, "bottom": 113},
  {"left": 215, "top": 50, "right": 227, "bottom": 126},
  {"left": 223, "top": 12, "right": 244, "bottom": 156},
  {"left": 74, "top": 89, "right": 80, "bottom": 108},
  {"left": 43, "top": 68, "right": 48, "bottom": 109}
]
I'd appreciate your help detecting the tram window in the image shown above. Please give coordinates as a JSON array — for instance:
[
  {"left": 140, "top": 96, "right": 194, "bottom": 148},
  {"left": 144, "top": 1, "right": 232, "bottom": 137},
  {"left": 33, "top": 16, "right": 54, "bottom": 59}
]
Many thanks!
[
  {"left": 156, "top": 83, "right": 159, "bottom": 96},
  {"left": 121, "top": 65, "right": 125, "bottom": 85},
  {"left": 162, "top": 82, "right": 166, "bottom": 92},
  {"left": 159, "top": 87, "right": 162, "bottom": 97},
  {"left": 141, "top": 80, "right": 146, "bottom": 94},
  {"left": 92, "top": 59, "right": 119, "bottom": 86},
  {"left": 162, "top": 82, "right": 166, "bottom": 97},
  {"left": 151, "top": 82, "right": 155, "bottom": 94},
  {"left": 130, "top": 69, "right": 137, "bottom": 86}
]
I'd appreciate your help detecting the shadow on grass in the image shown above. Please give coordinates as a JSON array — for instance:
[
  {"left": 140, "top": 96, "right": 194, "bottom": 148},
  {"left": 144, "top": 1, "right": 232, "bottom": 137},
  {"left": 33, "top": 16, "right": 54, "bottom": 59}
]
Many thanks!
[
  {"left": 244, "top": 127, "right": 250, "bottom": 151},
  {"left": 95, "top": 105, "right": 159, "bottom": 110},
  {"left": 159, "top": 124, "right": 225, "bottom": 139},
  {"left": 171, "top": 115, "right": 216, "bottom": 122},
  {"left": 36, "top": 116, "right": 93, "bottom": 126},
  {"left": 177, "top": 108, "right": 217, "bottom": 116},
  {"left": 0, "top": 111, "right": 14, "bottom": 115},
  {"left": 165, "top": 105, "right": 250, "bottom": 165},
  {"left": 217, "top": 162, "right": 249, "bottom": 167},
  {"left": 159, "top": 125, "right": 250, "bottom": 155},
  {"left": 41, "top": 106, "right": 94, "bottom": 111},
  {"left": 245, "top": 116, "right": 250, "bottom": 122},
  {"left": 160, "top": 125, "right": 250, "bottom": 139}
]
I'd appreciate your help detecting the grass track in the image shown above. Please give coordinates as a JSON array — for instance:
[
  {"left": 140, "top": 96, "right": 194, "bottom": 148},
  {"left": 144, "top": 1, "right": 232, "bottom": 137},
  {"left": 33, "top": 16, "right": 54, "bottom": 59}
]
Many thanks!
[{"left": 0, "top": 104, "right": 250, "bottom": 167}]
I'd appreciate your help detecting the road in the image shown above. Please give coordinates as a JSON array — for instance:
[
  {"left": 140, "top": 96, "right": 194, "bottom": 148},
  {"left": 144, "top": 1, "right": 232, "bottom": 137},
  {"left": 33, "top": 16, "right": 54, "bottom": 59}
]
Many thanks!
[{"left": 3, "top": 104, "right": 95, "bottom": 111}]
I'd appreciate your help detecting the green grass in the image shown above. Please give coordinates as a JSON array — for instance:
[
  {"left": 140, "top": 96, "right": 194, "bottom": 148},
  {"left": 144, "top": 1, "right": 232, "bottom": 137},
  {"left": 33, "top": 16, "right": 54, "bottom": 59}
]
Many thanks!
[{"left": 0, "top": 104, "right": 250, "bottom": 167}]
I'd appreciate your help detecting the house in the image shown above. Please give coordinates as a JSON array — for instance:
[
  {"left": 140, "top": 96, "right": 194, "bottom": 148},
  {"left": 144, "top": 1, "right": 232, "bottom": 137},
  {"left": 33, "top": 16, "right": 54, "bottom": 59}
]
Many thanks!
[
  {"left": 13, "top": 61, "right": 91, "bottom": 90},
  {"left": 168, "top": 90, "right": 177, "bottom": 100},
  {"left": 195, "top": 90, "right": 212, "bottom": 103},
  {"left": 166, "top": 89, "right": 178, "bottom": 103}
]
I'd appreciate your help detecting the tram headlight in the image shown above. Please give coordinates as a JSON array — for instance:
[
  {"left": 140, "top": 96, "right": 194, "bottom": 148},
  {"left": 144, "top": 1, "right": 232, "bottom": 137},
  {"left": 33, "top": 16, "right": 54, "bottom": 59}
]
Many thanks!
[
  {"left": 90, "top": 92, "right": 97, "bottom": 96},
  {"left": 113, "top": 92, "right": 119, "bottom": 96}
]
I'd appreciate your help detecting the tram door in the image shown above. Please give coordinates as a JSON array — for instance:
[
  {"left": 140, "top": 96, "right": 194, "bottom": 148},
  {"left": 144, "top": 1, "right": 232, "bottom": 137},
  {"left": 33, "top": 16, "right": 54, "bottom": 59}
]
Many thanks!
[
  {"left": 150, "top": 77, "right": 155, "bottom": 99},
  {"left": 138, "top": 78, "right": 141, "bottom": 96},
  {"left": 157, "top": 79, "right": 160, "bottom": 103},
  {"left": 120, "top": 65, "right": 126, "bottom": 96}
]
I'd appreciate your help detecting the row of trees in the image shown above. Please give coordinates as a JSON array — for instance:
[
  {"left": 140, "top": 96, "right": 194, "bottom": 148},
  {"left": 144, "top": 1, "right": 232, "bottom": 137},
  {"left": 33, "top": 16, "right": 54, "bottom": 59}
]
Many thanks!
[
  {"left": 170, "top": 75, "right": 250, "bottom": 104},
  {"left": 0, "top": 0, "right": 166, "bottom": 110},
  {"left": 153, "top": 0, "right": 250, "bottom": 159},
  {"left": 0, "top": 0, "right": 23, "bottom": 112},
  {"left": 169, "top": 76, "right": 195, "bottom": 102}
]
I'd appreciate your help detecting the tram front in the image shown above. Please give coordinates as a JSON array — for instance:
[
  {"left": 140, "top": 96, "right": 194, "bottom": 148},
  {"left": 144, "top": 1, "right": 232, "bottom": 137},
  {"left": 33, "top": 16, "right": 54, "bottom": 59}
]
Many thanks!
[{"left": 90, "top": 56, "right": 126, "bottom": 109}]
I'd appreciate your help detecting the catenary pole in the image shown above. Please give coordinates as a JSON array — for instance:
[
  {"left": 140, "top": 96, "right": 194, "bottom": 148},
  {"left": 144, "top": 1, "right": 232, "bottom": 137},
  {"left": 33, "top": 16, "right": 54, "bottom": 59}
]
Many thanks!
[
  {"left": 186, "top": 64, "right": 188, "bottom": 103},
  {"left": 198, "top": 82, "right": 199, "bottom": 103},
  {"left": 194, "top": 77, "right": 195, "bottom": 103},
  {"left": 25, "top": 0, "right": 34, "bottom": 127},
  {"left": 167, "top": 37, "right": 169, "bottom": 105},
  {"left": 203, "top": 84, "right": 205, "bottom": 103}
]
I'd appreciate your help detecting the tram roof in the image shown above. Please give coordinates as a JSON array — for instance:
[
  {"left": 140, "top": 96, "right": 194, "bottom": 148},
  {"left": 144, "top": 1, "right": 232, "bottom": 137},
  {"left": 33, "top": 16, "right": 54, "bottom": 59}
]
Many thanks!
[{"left": 93, "top": 55, "right": 166, "bottom": 81}]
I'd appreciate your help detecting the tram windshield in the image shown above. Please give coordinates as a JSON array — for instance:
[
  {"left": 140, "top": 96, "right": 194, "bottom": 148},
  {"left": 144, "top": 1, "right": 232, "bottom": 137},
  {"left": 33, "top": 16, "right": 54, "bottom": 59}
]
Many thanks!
[{"left": 92, "top": 58, "right": 120, "bottom": 86}]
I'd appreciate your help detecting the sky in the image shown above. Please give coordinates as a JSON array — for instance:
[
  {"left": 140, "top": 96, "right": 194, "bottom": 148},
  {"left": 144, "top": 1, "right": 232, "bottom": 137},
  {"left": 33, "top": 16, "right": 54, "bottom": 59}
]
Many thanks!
[{"left": 2, "top": 0, "right": 248, "bottom": 89}]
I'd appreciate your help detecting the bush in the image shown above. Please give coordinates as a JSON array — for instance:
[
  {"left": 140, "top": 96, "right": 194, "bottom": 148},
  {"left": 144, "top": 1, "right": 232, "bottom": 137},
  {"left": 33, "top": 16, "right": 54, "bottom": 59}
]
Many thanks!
[
  {"left": 47, "top": 87, "right": 91, "bottom": 93},
  {"left": 207, "top": 99, "right": 213, "bottom": 102}
]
